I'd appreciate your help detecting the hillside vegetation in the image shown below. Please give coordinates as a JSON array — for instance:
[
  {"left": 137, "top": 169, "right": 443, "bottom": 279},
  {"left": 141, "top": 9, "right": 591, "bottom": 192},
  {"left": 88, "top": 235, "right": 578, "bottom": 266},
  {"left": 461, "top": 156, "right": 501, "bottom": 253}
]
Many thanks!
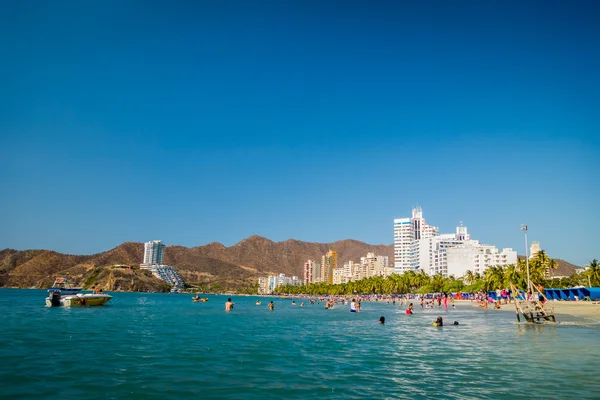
[{"left": 0, "top": 236, "right": 582, "bottom": 292}]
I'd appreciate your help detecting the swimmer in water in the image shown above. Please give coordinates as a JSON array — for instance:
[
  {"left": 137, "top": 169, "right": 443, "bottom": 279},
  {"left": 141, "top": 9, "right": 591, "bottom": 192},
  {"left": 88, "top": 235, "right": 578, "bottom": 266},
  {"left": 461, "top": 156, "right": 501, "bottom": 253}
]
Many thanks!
[
  {"left": 379, "top": 316, "right": 385, "bottom": 324},
  {"left": 433, "top": 316, "right": 443, "bottom": 327},
  {"left": 268, "top": 301, "right": 274, "bottom": 311},
  {"left": 406, "top": 303, "right": 414, "bottom": 315},
  {"left": 225, "top": 298, "right": 234, "bottom": 311}
]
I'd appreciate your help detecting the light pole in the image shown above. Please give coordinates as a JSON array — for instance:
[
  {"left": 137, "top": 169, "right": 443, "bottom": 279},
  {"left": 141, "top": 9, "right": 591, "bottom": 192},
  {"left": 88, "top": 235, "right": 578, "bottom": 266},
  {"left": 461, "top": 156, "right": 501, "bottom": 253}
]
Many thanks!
[{"left": 521, "top": 224, "right": 530, "bottom": 291}]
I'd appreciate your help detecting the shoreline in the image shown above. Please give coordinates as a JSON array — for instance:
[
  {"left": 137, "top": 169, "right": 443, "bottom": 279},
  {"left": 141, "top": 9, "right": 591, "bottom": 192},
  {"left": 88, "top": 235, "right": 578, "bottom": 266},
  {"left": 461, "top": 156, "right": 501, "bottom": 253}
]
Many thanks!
[{"left": 463, "top": 299, "right": 600, "bottom": 321}]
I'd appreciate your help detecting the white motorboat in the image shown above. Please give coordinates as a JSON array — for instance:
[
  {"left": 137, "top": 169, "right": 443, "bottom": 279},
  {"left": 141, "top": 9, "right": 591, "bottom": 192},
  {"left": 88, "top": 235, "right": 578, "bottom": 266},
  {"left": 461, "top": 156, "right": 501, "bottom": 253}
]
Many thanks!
[{"left": 46, "top": 289, "right": 112, "bottom": 307}]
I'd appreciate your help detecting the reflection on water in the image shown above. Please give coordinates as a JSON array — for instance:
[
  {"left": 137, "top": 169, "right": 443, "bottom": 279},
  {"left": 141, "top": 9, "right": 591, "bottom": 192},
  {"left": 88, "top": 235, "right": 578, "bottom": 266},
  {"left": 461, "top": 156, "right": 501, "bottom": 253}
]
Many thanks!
[{"left": 1, "top": 289, "right": 600, "bottom": 400}]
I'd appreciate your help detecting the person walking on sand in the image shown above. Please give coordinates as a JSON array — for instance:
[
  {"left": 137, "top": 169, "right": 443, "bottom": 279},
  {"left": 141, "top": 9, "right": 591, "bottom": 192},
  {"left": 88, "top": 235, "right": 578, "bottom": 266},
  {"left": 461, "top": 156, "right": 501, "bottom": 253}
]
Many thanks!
[{"left": 225, "top": 298, "right": 234, "bottom": 311}]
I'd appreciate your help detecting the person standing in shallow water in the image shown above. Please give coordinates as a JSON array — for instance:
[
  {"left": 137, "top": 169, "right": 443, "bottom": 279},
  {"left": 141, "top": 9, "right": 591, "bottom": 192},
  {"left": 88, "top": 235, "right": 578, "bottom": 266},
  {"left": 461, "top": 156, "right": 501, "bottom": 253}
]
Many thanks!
[
  {"left": 350, "top": 299, "right": 357, "bottom": 312},
  {"left": 225, "top": 298, "right": 234, "bottom": 311},
  {"left": 268, "top": 301, "right": 274, "bottom": 311}
]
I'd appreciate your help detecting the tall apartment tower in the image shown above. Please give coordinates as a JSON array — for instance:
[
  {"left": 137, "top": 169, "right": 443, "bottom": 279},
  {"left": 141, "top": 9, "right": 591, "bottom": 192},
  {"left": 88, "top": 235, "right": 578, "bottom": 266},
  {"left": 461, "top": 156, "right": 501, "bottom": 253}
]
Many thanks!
[
  {"left": 321, "top": 250, "right": 337, "bottom": 284},
  {"left": 304, "top": 260, "right": 315, "bottom": 285},
  {"left": 394, "top": 207, "right": 439, "bottom": 273},
  {"left": 143, "top": 240, "right": 165, "bottom": 266}
]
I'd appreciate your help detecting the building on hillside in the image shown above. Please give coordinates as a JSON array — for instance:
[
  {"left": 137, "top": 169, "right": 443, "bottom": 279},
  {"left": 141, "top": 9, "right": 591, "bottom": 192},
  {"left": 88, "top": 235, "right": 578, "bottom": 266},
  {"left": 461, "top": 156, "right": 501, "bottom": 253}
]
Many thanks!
[
  {"left": 140, "top": 240, "right": 185, "bottom": 287},
  {"left": 267, "top": 274, "right": 302, "bottom": 293},
  {"left": 153, "top": 265, "right": 185, "bottom": 287},
  {"left": 321, "top": 250, "right": 337, "bottom": 284},
  {"left": 142, "top": 240, "right": 165, "bottom": 266}
]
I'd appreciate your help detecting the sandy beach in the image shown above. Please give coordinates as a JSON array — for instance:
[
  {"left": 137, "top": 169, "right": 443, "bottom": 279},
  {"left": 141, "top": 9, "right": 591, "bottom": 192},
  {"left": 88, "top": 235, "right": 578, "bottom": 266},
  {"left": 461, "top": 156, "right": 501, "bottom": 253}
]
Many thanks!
[{"left": 466, "top": 299, "right": 600, "bottom": 321}]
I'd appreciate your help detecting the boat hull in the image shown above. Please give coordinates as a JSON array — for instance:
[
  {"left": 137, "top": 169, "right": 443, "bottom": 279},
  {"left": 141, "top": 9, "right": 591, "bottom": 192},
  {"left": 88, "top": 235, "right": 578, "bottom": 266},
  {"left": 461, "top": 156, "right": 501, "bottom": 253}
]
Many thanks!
[{"left": 46, "top": 294, "right": 112, "bottom": 307}]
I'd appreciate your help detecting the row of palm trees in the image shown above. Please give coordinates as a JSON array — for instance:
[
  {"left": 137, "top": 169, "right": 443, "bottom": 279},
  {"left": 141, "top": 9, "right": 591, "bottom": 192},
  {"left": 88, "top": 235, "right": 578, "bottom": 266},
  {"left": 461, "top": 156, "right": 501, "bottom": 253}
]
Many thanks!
[{"left": 273, "top": 252, "right": 599, "bottom": 296}]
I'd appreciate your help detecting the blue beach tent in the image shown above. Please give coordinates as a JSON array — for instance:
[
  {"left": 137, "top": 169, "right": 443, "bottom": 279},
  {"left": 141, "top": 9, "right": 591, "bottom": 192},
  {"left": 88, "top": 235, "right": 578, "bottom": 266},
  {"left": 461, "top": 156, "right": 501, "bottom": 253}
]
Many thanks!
[{"left": 544, "top": 287, "right": 600, "bottom": 301}]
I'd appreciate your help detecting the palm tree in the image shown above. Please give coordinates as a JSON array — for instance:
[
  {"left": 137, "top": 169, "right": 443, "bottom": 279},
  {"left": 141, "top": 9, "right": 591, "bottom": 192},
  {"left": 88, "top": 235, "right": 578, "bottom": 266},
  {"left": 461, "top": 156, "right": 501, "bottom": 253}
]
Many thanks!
[
  {"left": 503, "top": 264, "right": 521, "bottom": 288},
  {"left": 547, "top": 258, "right": 558, "bottom": 279},
  {"left": 483, "top": 265, "right": 504, "bottom": 292},
  {"left": 463, "top": 270, "right": 474, "bottom": 285},
  {"left": 585, "top": 259, "right": 600, "bottom": 287}
]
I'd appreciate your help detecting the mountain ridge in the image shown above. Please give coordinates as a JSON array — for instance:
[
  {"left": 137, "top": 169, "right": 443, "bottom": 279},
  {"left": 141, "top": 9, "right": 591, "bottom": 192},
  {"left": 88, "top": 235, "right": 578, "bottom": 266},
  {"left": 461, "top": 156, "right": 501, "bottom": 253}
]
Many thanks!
[{"left": 0, "top": 236, "right": 582, "bottom": 291}]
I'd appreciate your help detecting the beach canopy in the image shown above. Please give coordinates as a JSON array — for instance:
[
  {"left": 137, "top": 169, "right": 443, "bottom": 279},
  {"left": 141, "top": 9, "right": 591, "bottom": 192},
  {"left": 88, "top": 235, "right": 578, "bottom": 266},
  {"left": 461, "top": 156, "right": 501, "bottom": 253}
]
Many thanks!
[{"left": 544, "top": 287, "right": 600, "bottom": 301}]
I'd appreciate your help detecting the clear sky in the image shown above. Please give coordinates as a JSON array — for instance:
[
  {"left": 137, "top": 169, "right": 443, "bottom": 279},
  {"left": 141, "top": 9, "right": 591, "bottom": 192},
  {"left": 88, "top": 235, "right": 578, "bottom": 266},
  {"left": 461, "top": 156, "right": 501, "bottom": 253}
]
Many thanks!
[{"left": 1, "top": 1, "right": 598, "bottom": 266}]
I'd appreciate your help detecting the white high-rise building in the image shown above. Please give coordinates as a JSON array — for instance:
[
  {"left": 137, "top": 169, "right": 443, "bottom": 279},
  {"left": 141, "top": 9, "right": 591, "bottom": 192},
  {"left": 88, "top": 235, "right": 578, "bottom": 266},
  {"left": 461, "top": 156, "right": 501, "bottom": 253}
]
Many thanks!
[
  {"left": 394, "top": 207, "right": 439, "bottom": 273},
  {"left": 143, "top": 240, "right": 165, "bottom": 266},
  {"left": 394, "top": 209, "right": 516, "bottom": 278},
  {"left": 529, "top": 241, "right": 541, "bottom": 259}
]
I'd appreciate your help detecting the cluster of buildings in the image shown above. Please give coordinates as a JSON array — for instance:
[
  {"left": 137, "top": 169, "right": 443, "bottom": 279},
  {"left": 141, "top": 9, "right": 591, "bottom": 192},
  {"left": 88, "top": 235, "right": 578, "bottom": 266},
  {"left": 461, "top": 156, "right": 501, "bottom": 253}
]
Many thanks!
[
  {"left": 140, "top": 240, "right": 185, "bottom": 288},
  {"left": 258, "top": 274, "right": 303, "bottom": 294},
  {"left": 260, "top": 206, "right": 518, "bottom": 292},
  {"left": 304, "top": 251, "right": 390, "bottom": 285},
  {"left": 393, "top": 207, "right": 517, "bottom": 278}
]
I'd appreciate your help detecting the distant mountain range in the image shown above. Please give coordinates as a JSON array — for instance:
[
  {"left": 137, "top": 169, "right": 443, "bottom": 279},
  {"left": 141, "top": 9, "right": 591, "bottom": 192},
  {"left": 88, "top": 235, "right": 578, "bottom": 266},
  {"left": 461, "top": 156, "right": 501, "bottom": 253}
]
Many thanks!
[{"left": 0, "top": 235, "right": 582, "bottom": 291}]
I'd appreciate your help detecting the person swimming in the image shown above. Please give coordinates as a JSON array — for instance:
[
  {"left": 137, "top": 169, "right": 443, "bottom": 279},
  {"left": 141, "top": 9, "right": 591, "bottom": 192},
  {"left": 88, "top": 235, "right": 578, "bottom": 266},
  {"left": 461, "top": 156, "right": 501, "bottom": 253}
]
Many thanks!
[
  {"left": 350, "top": 299, "right": 357, "bottom": 313},
  {"left": 378, "top": 316, "right": 385, "bottom": 324},
  {"left": 268, "top": 301, "right": 274, "bottom": 310},
  {"left": 406, "top": 303, "right": 414, "bottom": 315},
  {"left": 433, "top": 316, "right": 443, "bottom": 327}
]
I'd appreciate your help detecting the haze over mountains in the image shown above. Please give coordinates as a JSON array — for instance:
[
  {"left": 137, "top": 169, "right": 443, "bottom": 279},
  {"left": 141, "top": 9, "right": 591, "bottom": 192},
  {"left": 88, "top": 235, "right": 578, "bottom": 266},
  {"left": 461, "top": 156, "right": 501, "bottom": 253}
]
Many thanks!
[{"left": 0, "top": 235, "right": 580, "bottom": 291}]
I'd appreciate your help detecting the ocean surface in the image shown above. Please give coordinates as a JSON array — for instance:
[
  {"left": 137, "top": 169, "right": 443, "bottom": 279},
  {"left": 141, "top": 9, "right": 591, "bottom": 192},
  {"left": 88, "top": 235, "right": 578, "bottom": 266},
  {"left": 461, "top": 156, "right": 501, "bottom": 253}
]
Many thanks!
[{"left": 1, "top": 289, "right": 600, "bottom": 400}]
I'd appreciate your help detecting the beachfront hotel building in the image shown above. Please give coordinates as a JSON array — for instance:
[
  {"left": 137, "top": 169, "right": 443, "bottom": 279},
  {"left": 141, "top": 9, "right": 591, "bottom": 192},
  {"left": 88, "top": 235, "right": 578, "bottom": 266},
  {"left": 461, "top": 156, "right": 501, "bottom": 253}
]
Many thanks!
[
  {"left": 393, "top": 208, "right": 517, "bottom": 278},
  {"left": 394, "top": 207, "right": 439, "bottom": 273},
  {"left": 267, "top": 274, "right": 302, "bottom": 293}
]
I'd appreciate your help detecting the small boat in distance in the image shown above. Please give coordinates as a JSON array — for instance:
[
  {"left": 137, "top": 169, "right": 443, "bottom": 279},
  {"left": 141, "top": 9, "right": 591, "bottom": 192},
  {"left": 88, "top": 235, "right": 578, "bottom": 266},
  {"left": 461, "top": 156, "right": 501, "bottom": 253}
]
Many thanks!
[{"left": 47, "top": 277, "right": 82, "bottom": 295}]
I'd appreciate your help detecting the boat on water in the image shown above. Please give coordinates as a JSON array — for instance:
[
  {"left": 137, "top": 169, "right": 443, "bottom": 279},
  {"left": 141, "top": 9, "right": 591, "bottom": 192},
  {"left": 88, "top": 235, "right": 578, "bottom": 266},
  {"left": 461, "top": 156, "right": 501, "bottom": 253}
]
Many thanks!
[
  {"left": 47, "top": 277, "right": 82, "bottom": 295},
  {"left": 46, "top": 289, "right": 112, "bottom": 307}
]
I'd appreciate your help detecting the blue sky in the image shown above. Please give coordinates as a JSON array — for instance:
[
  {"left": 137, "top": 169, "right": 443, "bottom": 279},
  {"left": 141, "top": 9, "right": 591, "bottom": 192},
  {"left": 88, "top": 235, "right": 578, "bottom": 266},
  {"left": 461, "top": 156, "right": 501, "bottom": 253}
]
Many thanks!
[{"left": 1, "top": 1, "right": 598, "bottom": 266}]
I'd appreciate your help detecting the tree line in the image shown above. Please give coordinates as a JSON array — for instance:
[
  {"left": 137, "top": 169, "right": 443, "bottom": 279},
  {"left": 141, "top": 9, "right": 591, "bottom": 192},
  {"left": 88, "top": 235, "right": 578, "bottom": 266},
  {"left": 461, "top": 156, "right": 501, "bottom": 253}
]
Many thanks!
[{"left": 274, "top": 252, "right": 600, "bottom": 296}]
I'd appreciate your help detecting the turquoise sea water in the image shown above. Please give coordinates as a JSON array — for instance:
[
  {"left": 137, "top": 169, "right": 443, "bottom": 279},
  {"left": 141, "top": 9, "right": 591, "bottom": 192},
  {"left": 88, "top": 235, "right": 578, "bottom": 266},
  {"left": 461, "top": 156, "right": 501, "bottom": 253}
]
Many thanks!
[{"left": 1, "top": 289, "right": 600, "bottom": 399}]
